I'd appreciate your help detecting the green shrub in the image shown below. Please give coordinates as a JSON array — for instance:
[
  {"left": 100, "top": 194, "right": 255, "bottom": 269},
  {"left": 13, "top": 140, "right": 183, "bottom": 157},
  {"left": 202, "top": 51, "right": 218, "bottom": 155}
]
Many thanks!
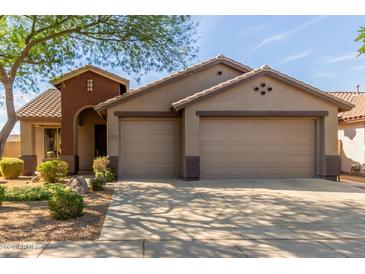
[
  {"left": 0, "top": 185, "right": 5, "bottom": 206},
  {"left": 48, "top": 188, "right": 84, "bottom": 220},
  {"left": 90, "top": 178, "right": 104, "bottom": 191},
  {"left": 0, "top": 157, "right": 24, "bottom": 179},
  {"left": 93, "top": 156, "right": 115, "bottom": 182},
  {"left": 4, "top": 184, "right": 66, "bottom": 201},
  {"left": 37, "top": 160, "right": 68, "bottom": 184}
]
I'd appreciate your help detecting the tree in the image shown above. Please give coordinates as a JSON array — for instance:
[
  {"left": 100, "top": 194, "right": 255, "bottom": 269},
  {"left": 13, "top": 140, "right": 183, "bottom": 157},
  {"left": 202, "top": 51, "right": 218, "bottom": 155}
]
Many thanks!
[
  {"left": 0, "top": 15, "right": 197, "bottom": 157},
  {"left": 357, "top": 26, "right": 365, "bottom": 55}
]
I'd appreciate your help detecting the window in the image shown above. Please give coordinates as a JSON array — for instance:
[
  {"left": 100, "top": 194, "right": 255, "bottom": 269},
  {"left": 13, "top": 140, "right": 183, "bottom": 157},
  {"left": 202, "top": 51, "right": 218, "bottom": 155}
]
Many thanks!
[
  {"left": 44, "top": 128, "right": 61, "bottom": 159},
  {"left": 87, "top": 79, "right": 93, "bottom": 92}
]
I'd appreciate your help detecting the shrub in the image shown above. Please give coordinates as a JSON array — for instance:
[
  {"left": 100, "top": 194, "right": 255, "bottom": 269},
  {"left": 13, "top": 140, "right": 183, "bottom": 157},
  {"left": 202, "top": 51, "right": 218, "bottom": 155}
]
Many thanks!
[
  {"left": 351, "top": 163, "right": 361, "bottom": 172},
  {"left": 0, "top": 157, "right": 24, "bottom": 179},
  {"left": 90, "top": 178, "right": 104, "bottom": 191},
  {"left": 4, "top": 184, "right": 66, "bottom": 201},
  {"left": 37, "top": 160, "right": 68, "bottom": 184},
  {"left": 93, "top": 156, "right": 115, "bottom": 182},
  {"left": 0, "top": 185, "right": 5, "bottom": 206},
  {"left": 48, "top": 188, "right": 84, "bottom": 220}
]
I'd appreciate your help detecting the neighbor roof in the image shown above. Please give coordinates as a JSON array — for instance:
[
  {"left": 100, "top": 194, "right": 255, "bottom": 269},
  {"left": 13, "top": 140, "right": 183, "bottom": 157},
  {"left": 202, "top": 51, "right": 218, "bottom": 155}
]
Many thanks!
[
  {"left": 51, "top": 64, "right": 129, "bottom": 86},
  {"left": 172, "top": 65, "right": 354, "bottom": 112},
  {"left": 329, "top": 92, "right": 365, "bottom": 122},
  {"left": 95, "top": 55, "right": 253, "bottom": 111},
  {"left": 16, "top": 89, "right": 61, "bottom": 121}
]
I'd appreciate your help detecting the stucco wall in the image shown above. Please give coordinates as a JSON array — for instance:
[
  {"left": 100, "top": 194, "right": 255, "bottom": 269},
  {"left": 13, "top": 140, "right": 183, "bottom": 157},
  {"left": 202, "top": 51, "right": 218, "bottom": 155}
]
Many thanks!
[
  {"left": 338, "top": 121, "right": 365, "bottom": 173},
  {"left": 3, "top": 141, "right": 20, "bottom": 158},
  {"left": 77, "top": 108, "right": 106, "bottom": 170},
  {"left": 107, "top": 63, "right": 243, "bottom": 155},
  {"left": 182, "top": 75, "right": 339, "bottom": 176}
]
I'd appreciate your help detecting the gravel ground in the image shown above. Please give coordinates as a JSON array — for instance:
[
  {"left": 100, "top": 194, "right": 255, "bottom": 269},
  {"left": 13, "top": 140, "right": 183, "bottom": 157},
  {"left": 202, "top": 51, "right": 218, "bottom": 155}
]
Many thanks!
[
  {"left": 0, "top": 177, "right": 44, "bottom": 188},
  {"left": 0, "top": 184, "right": 114, "bottom": 242}
]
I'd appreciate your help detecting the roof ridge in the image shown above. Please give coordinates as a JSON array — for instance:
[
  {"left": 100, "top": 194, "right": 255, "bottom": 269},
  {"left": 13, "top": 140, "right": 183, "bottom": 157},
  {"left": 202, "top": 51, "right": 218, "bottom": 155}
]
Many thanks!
[{"left": 95, "top": 55, "right": 253, "bottom": 111}]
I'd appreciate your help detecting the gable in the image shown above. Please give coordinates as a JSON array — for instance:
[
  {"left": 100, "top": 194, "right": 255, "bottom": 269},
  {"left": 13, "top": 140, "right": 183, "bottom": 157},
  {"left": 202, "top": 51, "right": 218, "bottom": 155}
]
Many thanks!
[
  {"left": 107, "top": 62, "right": 245, "bottom": 112},
  {"left": 172, "top": 67, "right": 353, "bottom": 112}
]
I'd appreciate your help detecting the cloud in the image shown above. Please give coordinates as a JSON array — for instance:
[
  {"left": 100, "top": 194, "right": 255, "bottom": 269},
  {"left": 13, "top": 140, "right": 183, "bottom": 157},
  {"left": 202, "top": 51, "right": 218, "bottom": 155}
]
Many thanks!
[
  {"left": 249, "top": 16, "right": 327, "bottom": 53},
  {"left": 238, "top": 23, "right": 271, "bottom": 38},
  {"left": 325, "top": 53, "right": 356, "bottom": 63},
  {"left": 279, "top": 49, "right": 312, "bottom": 65},
  {"left": 349, "top": 65, "right": 365, "bottom": 71},
  {"left": 314, "top": 72, "right": 335, "bottom": 78}
]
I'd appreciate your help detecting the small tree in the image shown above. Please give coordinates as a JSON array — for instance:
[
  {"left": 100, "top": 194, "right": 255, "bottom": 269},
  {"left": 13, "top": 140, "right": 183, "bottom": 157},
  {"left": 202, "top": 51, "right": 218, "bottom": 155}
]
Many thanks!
[
  {"left": 0, "top": 16, "right": 197, "bottom": 157},
  {"left": 357, "top": 26, "right": 365, "bottom": 55}
]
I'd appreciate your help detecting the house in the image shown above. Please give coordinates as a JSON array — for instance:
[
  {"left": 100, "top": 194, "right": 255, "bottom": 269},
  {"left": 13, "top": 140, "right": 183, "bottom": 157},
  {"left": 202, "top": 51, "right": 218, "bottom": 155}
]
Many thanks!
[
  {"left": 16, "top": 55, "right": 353, "bottom": 180},
  {"left": 328, "top": 91, "right": 365, "bottom": 174}
]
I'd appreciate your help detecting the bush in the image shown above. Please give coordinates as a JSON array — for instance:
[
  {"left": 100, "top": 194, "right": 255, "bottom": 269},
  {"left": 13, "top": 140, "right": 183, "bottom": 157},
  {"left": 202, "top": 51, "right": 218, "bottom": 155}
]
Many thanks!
[
  {"left": 93, "top": 156, "right": 115, "bottom": 182},
  {"left": 0, "top": 157, "right": 24, "bottom": 179},
  {"left": 0, "top": 185, "right": 5, "bottom": 206},
  {"left": 90, "top": 178, "right": 104, "bottom": 191},
  {"left": 4, "top": 184, "right": 66, "bottom": 201},
  {"left": 351, "top": 163, "right": 361, "bottom": 172},
  {"left": 48, "top": 188, "right": 84, "bottom": 220},
  {"left": 37, "top": 160, "right": 68, "bottom": 184}
]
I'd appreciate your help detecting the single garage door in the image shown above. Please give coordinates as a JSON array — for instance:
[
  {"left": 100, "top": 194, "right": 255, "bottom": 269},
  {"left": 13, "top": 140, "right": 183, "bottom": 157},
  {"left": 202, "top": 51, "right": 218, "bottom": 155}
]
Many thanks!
[
  {"left": 120, "top": 118, "right": 180, "bottom": 178},
  {"left": 201, "top": 118, "right": 316, "bottom": 178}
]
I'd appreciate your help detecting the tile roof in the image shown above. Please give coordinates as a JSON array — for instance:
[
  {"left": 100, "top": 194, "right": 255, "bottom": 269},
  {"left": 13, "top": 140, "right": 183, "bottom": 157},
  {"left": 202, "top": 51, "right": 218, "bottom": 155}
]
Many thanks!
[
  {"left": 95, "top": 55, "right": 252, "bottom": 111},
  {"left": 16, "top": 89, "right": 61, "bottom": 120},
  {"left": 172, "top": 65, "right": 354, "bottom": 112},
  {"left": 328, "top": 92, "right": 365, "bottom": 122}
]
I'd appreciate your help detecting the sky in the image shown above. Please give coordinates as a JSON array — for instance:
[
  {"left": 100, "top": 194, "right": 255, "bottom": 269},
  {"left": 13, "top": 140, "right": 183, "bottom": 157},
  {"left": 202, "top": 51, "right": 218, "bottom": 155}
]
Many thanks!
[{"left": 1, "top": 15, "right": 364, "bottom": 134}]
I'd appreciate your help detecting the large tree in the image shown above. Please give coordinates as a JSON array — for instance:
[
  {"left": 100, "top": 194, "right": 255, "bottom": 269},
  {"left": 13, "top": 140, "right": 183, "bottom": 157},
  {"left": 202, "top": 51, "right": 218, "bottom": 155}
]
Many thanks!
[{"left": 0, "top": 15, "right": 197, "bottom": 157}]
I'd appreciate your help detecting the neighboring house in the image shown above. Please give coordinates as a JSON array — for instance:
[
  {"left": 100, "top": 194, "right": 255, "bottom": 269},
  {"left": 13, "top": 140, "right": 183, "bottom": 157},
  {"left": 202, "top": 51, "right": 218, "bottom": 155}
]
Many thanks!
[
  {"left": 3, "top": 134, "right": 20, "bottom": 158},
  {"left": 328, "top": 91, "right": 365, "bottom": 174},
  {"left": 17, "top": 55, "right": 353, "bottom": 180}
]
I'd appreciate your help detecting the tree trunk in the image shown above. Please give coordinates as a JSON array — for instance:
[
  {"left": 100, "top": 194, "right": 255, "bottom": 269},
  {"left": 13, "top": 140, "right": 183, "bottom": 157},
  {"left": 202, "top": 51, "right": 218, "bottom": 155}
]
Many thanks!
[{"left": 0, "top": 82, "right": 17, "bottom": 159}]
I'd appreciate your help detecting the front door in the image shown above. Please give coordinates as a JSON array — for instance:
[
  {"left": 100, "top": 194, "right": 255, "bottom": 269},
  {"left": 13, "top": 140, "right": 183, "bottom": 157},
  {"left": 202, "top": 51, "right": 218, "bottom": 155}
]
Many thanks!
[{"left": 95, "top": 124, "right": 107, "bottom": 157}]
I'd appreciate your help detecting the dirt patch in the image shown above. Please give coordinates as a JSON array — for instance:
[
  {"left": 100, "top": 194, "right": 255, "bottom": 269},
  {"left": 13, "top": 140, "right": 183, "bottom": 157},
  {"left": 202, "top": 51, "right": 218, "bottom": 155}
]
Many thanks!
[
  {"left": 0, "top": 177, "right": 44, "bottom": 188},
  {"left": 0, "top": 184, "right": 114, "bottom": 242}
]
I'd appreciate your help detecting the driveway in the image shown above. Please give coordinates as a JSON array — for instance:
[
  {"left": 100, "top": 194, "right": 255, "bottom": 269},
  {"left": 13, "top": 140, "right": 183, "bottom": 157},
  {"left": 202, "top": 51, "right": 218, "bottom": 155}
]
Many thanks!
[{"left": 96, "top": 178, "right": 365, "bottom": 257}]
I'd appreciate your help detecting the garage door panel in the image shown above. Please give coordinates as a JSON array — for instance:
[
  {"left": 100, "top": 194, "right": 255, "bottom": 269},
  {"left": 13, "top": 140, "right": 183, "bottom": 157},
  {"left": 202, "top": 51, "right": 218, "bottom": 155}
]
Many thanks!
[
  {"left": 201, "top": 118, "right": 315, "bottom": 178},
  {"left": 120, "top": 119, "right": 179, "bottom": 178}
]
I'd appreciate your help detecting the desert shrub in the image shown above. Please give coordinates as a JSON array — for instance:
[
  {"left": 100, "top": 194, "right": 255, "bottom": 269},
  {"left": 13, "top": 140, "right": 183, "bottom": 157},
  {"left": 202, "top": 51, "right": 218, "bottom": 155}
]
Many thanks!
[
  {"left": 351, "top": 163, "right": 361, "bottom": 172},
  {"left": 37, "top": 160, "right": 68, "bottom": 184},
  {"left": 90, "top": 177, "right": 104, "bottom": 191},
  {"left": 0, "top": 157, "right": 24, "bottom": 179},
  {"left": 48, "top": 188, "right": 84, "bottom": 220},
  {"left": 0, "top": 185, "right": 5, "bottom": 206},
  {"left": 4, "top": 184, "right": 66, "bottom": 201},
  {"left": 93, "top": 156, "right": 115, "bottom": 182}
]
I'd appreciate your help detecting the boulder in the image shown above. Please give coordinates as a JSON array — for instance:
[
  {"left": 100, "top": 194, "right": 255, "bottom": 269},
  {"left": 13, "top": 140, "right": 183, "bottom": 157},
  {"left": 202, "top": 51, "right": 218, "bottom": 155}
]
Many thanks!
[
  {"left": 31, "top": 173, "right": 42, "bottom": 183},
  {"left": 68, "top": 176, "right": 89, "bottom": 195}
]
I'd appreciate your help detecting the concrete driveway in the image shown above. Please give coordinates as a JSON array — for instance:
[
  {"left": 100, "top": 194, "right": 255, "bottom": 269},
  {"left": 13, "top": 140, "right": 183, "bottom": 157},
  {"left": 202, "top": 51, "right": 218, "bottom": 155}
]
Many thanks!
[{"left": 95, "top": 178, "right": 365, "bottom": 257}]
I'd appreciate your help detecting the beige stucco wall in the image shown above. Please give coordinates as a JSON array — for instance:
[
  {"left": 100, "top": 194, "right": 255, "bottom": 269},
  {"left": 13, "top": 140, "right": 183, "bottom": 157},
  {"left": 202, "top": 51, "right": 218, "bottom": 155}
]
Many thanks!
[
  {"left": 20, "top": 120, "right": 61, "bottom": 166},
  {"left": 107, "top": 63, "right": 243, "bottom": 155},
  {"left": 3, "top": 141, "right": 20, "bottom": 158},
  {"left": 182, "top": 75, "right": 339, "bottom": 175},
  {"left": 77, "top": 108, "right": 106, "bottom": 170},
  {"left": 338, "top": 121, "right": 365, "bottom": 173}
]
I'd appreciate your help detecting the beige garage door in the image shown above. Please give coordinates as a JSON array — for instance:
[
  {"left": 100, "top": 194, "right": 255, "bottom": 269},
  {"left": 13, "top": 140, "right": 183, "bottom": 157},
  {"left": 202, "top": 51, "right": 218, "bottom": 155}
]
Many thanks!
[
  {"left": 201, "top": 118, "right": 316, "bottom": 178},
  {"left": 120, "top": 118, "right": 180, "bottom": 178}
]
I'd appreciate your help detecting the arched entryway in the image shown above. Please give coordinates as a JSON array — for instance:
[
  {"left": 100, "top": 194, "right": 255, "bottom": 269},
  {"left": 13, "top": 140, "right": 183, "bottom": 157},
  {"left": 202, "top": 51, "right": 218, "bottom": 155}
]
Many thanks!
[{"left": 74, "top": 107, "right": 107, "bottom": 171}]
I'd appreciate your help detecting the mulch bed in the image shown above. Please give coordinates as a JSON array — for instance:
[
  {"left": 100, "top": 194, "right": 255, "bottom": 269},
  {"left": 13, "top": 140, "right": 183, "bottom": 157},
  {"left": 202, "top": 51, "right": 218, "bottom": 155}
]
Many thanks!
[{"left": 0, "top": 184, "right": 114, "bottom": 242}]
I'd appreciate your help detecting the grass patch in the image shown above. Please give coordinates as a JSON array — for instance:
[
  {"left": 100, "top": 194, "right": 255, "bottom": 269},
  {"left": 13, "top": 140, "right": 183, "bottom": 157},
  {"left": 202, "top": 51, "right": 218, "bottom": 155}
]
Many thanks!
[{"left": 4, "top": 184, "right": 66, "bottom": 201}]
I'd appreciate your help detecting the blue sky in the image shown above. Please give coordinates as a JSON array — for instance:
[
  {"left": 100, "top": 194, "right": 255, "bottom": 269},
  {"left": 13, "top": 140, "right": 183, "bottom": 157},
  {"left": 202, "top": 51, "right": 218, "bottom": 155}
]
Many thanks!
[{"left": 1, "top": 15, "right": 365, "bottom": 133}]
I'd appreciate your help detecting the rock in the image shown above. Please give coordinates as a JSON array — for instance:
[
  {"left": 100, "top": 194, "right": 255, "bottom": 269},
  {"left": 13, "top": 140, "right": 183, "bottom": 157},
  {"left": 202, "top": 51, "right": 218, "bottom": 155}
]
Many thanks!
[
  {"left": 30, "top": 173, "right": 42, "bottom": 183},
  {"left": 68, "top": 176, "right": 89, "bottom": 195}
]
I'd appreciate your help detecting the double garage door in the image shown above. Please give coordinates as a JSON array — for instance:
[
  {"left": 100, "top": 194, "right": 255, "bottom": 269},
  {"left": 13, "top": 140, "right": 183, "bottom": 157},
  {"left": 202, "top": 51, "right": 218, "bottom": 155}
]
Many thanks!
[
  {"left": 119, "top": 118, "right": 180, "bottom": 178},
  {"left": 119, "top": 117, "right": 316, "bottom": 179},
  {"left": 200, "top": 118, "right": 316, "bottom": 179}
]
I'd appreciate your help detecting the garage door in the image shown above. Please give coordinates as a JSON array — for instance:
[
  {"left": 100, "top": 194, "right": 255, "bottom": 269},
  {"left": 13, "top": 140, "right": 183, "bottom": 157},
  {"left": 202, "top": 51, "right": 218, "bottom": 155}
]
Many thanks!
[
  {"left": 120, "top": 118, "right": 180, "bottom": 178},
  {"left": 200, "top": 118, "right": 316, "bottom": 178}
]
